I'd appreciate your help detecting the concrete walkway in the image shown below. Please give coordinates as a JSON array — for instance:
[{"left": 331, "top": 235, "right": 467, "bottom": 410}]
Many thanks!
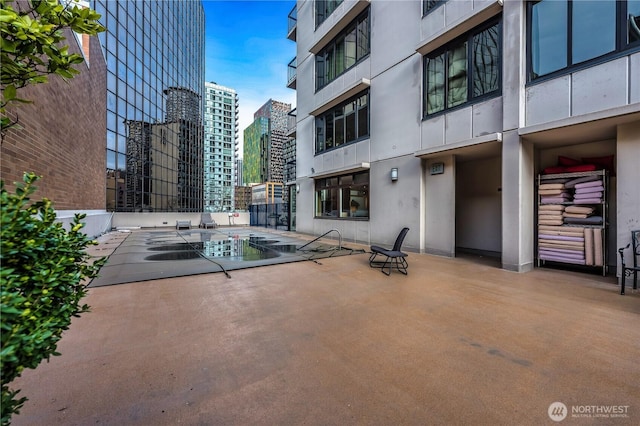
[{"left": 10, "top": 233, "right": 640, "bottom": 425}]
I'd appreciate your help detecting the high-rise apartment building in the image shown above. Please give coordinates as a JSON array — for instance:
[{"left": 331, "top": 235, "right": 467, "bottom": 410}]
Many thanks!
[
  {"left": 291, "top": 0, "right": 639, "bottom": 275},
  {"left": 242, "top": 99, "right": 291, "bottom": 186},
  {"left": 203, "top": 82, "right": 239, "bottom": 212},
  {"left": 95, "top": 0, "right": 205, "bottom": 212}
]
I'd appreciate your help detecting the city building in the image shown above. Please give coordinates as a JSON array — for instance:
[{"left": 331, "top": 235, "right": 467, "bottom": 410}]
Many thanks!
[
  {"left": 203, "top": 82, "right": 240, "bottom": 212},
  {"left": 251, "top": 182, "right": 285, "bottom": 205},
  {"left": 242, "top": 99, "right": 292, "bottom": 185},
  {"left": 290, "top": 0, "right": 639, "bottom": 276},
  {"left": 1, "top": 3, "right": 107, "bottom": 218},
  {"left": 96, "top": 0, "right": 205, "bottom": 212},
  {"left": 235, "top": 159, "right": 244, "bottom": 186},
  {"left": 234, "top": 185, "right": 252, "bottom": 211}
]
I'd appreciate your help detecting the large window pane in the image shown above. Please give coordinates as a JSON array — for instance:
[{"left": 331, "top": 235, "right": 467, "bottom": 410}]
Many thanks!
[
  {"left": 531, "top": 0, "right": 567, "bottom": 78},
  {"left": 357, "top": 16, "right": 369, "bottom": 60},
  {"left": 629, "top": 0, "right": 640, "bottom": 44},
  {"left": 572, "top": 0, "right": 616, "bottom": 64},
  {"left": 315, "top": 171, "right": 369, "bottom": 219},
  {"left": 473, "top": 24, "right": 500, "bottom": 97},
  {"left": 334, "top": 113, "right": 345, "bottom": 146},
  {"left": 345, "top": 28, "right": 357, "bottom": 69},
  {"left": 316, "top": 117, "right": 325, "bottom": 152},
  {"left": 447, "top": 42, "right": 467, "bottom": 108},
  {"left": 315, "top": 91, "right": 368, "bottom": 154},
  {"left": 325, "top": 115, "right": 334, "bottom": 149},
  {"left": 426, "top": 54, "right": 445, "bottom": 114},
  {"left": 357, "top": 95, "right": 368, "bottom": 138},
  {"left": 345, "top": 107, "right": 356, "bottom": 143},
  {"left": 317, "top": 9, "right": 369, "bottom": 90},
  {"left": 335, "top": 37, "right": 346, "bottom": 75}
]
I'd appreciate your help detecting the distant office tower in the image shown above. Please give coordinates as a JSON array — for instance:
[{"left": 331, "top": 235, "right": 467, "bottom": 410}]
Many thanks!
[
  {"left": 243, "top": 99, "right": 291, "bottom": 185},
  {"left": 235, "top": 159, "right": 244, "bottom": 186},
  {"left": 203, "top": 82, "right": 239, "bottom": 212},
  {"left": 96, "top": 0, "right": 205, "bottom": 212}
]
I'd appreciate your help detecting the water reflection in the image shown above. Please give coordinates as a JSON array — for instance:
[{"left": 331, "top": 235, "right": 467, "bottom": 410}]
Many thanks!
[
  {"left": 143, "top": 235, "right": 295, "bottom": 261},
  {"left": 145, "top": 251, "right": 201, "bottom": 261}
]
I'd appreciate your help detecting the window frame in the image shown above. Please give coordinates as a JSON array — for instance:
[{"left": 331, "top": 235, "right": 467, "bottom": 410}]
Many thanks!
[
  {"left": 316, "top": 9, "right": 370, "bottom": 91},
  {"left": 314, "top": 171, "right": 370, "bottom": 220},
  {"left": 422, "top": 17, "right": 502, "bottom": 118},
  {"left": 315, "top": 90, "right": 370, "bottom": 154},
  {"left": 527, "top": 0, "right": 640, "bottom": 83}
]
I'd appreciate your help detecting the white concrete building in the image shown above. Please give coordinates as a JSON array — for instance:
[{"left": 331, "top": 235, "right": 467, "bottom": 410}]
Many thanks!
[
  {"left": 291, "top": 0, "right": 640, "bottom": 275},
  {"left": 204, "top": 82, "right": 239, "bottom": 212}
]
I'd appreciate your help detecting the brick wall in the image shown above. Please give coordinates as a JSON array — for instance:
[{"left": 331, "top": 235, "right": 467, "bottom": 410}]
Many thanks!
[{"left": 1, "top": 31, "right": 106, "bottom": 211}]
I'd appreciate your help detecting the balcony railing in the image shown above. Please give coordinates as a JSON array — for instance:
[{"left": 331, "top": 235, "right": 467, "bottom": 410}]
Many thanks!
[
  {"left": 287, "top": 57, "right": 297, "bottom": 89},
  {"left": 286, "top": 108, "right": 297, "bottom": 136},
  {"left": 287, "top": 4, "right": 297, "bottom": 41}
]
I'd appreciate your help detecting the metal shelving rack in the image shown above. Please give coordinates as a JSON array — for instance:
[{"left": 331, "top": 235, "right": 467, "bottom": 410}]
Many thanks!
[{"left": 536, "top": 169, "right": 608, "bottom": 276}]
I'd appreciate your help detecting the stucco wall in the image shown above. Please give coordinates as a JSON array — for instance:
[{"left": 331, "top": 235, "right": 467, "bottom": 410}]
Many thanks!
[
  {"left": 616, "top": 121, "right": 640, "bottom": 276},
  {"left": 526, "top": 55, "right": 639, "bottom": 126},
  {"left": 111, "top": 212, "right": 250, "bottom": 229}
]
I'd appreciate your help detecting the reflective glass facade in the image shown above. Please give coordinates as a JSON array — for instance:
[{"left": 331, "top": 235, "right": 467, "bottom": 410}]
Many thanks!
[{"left": 95, "top": 0, "right": 205, "bottom": 212}]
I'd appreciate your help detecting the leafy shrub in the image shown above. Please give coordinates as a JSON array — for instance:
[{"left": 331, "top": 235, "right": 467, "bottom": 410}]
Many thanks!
[{"left": 1, "top": 173, "right": 106, "bottom": 425}]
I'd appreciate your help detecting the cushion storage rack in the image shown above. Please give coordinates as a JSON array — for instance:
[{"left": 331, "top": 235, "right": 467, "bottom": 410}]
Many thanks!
[{"left": 537, "top": 170, "right": 608, "bottom": 276}]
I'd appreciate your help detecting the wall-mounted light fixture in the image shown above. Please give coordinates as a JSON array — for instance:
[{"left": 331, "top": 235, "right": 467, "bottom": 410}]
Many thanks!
[
  {"left": 390, "top": 167, "right": 398, "bottom": 182},
  {"left": 296, "top": 184, "right": 300, "bottom": 193}
]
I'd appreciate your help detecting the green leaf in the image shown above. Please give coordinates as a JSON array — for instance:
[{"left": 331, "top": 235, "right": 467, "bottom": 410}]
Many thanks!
[{"left": 3, "top": 85, "right": 16, "bottom": 101}]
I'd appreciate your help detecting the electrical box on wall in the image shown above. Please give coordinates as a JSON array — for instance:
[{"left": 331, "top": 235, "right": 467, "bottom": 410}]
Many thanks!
[{"left": 430, "top": 162, "right": 444, "bottom": 175}]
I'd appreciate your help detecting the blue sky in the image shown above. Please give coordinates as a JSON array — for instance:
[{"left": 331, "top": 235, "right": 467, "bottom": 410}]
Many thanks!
[{"left": 203, "top": 0, "right": 297, "bottom": 152}]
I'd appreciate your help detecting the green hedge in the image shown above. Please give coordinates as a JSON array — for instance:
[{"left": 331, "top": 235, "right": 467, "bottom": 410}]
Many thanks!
[{"left": 1, "top": 173, "right": 106, "bottom": 425}]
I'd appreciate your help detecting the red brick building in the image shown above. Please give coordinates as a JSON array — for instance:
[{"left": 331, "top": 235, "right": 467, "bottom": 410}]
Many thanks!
[{"left": 1, "top": 30, "right": 106, "bottom": 211}]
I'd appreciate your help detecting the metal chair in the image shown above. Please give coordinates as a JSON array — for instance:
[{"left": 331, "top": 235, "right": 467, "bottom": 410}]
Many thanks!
[
  {"left": 618, "top": 230, "right": 639, "bottom": 295},
  {"left": 369, "top": 227, "right": 409, "bottom": 275}
]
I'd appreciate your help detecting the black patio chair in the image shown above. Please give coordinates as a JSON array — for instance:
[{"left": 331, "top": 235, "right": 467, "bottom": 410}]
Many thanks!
[
  {"left": 369, "top": 227, "right": 409, "bottom": 275},
  {"left": 618, "top": 230, "right": 639, "bottom": 295}
]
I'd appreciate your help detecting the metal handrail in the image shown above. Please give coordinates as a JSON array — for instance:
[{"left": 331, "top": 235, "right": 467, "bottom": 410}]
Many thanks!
[{"left": 298, "top": 229, "right": 342, "bottom": 251}]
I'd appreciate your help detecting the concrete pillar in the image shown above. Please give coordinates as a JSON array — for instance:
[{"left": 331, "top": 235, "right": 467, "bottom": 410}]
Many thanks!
[
  {"left": 616, "top": 121, "right": 640, "bottom": 276},
  {"left": 423, "top": 155, "right": 456, "bottom": 257},
  {"left": 501, "top": 131, "right": 535, "bottom": 272}
]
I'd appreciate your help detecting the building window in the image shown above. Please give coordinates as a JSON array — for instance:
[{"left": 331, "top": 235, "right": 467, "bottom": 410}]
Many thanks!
[
  {"left": 316, "top": 9, "right": 370, "bottom": 91},
  {"left": 423, "top": 19, "right": 501, "bottom": 116},
  {"left": 316, "top": 0, "right": 344, "bottom": 28},
  {"left": 315, "top": 91, "right": 369, "bottom": 154},
  {"left": 315, "top": 171, "right": 369, "bottom": 219},
  {"left": 529, "top": 0, "right": 640, "bottom": 81},
  {"left": 423, "top": 0, "right": 446, "bottom": 16}
]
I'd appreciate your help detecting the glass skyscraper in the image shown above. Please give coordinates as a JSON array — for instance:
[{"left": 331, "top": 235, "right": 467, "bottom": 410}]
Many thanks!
[
  {"left": 203, "top": 82, "right": 239, "bottom": 212},
  {"left": 94, "top": 0, "right": 205, "bottom": 212}
]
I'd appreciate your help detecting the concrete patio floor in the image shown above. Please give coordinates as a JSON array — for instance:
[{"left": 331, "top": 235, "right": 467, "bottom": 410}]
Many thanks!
[{"left": 9, "top": 230, "right": 640, "bottom": 425}]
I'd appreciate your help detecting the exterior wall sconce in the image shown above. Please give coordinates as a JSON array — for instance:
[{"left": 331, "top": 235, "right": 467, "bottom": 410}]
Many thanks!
[
  {"left": 390, "top": 167, "right": 398, "bottom": 182},
  {"left": 296, "top": 184, "right": 300, "bottom": 193}
]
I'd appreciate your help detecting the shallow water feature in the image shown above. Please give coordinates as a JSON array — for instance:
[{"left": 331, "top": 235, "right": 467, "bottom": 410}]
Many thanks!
[{"left": 143, "top": 233, "right": 292, "bottom": 261}]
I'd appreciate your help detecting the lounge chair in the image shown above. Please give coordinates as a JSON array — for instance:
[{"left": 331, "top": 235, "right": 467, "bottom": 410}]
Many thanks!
[
  {"left": 199, "top": 213, "right": 218, "bottom": 229},
  {"left": 369, "top": 227, "right": 409, "bottom": 275},
  {"left": 176, "top": 220, "right": 191, "bottom": 230},
  {"left": 618, "top": 230, "right": 639, "bottom": 295}
]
